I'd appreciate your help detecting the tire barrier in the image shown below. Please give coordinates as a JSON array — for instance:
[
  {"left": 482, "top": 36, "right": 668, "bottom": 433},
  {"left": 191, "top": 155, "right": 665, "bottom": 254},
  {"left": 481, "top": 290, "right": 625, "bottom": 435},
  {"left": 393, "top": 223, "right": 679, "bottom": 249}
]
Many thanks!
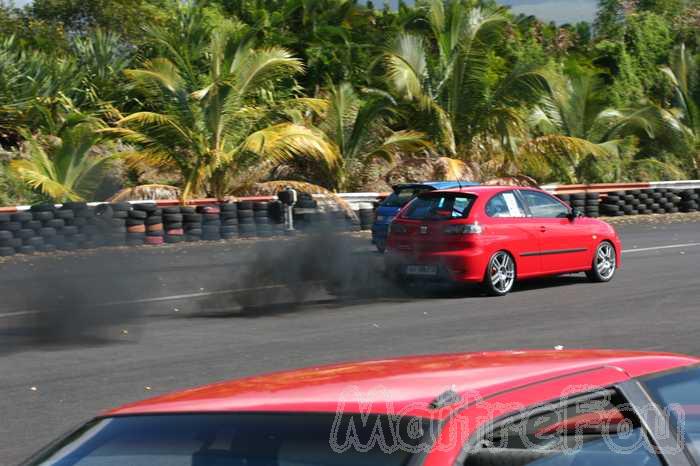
[
  {"left": 555, "top": 192, "right": 600, "bottom": 218},
  {"left": 557, "top": 187, "right": 699, "bottom": 217},
  {"left": 0, "top": 199, "right": 360, "bottom": 256},
  {"left": 2, "top": 183, "right": 699, "bottom": 257}
]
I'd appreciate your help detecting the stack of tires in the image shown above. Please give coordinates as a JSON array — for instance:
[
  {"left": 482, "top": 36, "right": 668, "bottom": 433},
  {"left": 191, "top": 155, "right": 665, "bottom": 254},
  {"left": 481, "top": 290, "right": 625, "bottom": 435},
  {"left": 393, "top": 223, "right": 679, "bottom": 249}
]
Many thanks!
[
  {"left": 7, "top": 210, "right": 37, "bottom": 255},
  {"left": 81, "top": 211, "right": 100, "bottom": 248},
  {"left": 126, "top": 205, "right": 148, "bottom": 246},
  {"left": 679, "top": 189, "right": 699, "bottom": 212},
  {"left": 650, "top": 188, "right": 680, "bottom": 214},
  {"left": 182, "top": 207, "right": 202, "bottom": 242},
  {"left": 108, "top": 203, "right": 129, "bottom": 245},
  {"left": 163, "top": 207, "right": 184, "bottom": 243},
  {"left": 144, "top": 205, "right": 164, "bottom": 245},
  {"left": 11, "top": 210, "right": 38, "bottom": 254},
  {"left": 583, "top": 192, "right": 600, "bottom": 217},
  {"left": 273, "top": 201, "right": 288, "bottom": 235},
  {"left": 197, "top": 205, "right": 221, "bottom": 241},
  {"left": 219, "top": 203, "right": 238, "bottom": 240},
  {"left": 631, "top": 189, "right": 673, "bottom": 214},
  {"left": 598, "top": 188, "right": 683, "bottom": 217},
  {"left": 50, "top": 205, "right": 77, "bottom": 250},
  {"left": 0, "top": 213, "right": 20, "bottom": 256},
  {"left": 30, "top": 204, "right": 58, "bottom": 253},
  {"left": 556, "top": 193, "right": 600, "bottom": 217},
  {"left": 357, "top": 203, "right": 374, "bottom": 230},
  {"left": 292, "top": 194, "right": 318, "bottom": 232},
  {"left": 600, "top": 191, "right": 631, "bottom": 216},
  {"left": 253, "top": 202, "right": 273, "bottom": 237},
  {"left": 637, "top": 189, "right": 663, "bottom": 214},
  {"left": 237, "top": 201, "right": 256, "bottom": 237},
  {"left": 64, "top": 202, "right": 95, "bottom": 249},
  {"left": 0, "top": 213, "right": 18, "bottom": 256}
]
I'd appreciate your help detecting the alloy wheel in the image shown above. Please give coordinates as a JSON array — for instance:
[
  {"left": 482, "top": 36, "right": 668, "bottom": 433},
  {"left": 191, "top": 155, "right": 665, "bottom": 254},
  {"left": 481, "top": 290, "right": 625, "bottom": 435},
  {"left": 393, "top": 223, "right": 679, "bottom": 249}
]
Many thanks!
[
  {"left": 595, "top": 243, "right": 616, "bottom": 280},
  {"left": 490, "top": 252, "right": 515, "bottom": 294}
]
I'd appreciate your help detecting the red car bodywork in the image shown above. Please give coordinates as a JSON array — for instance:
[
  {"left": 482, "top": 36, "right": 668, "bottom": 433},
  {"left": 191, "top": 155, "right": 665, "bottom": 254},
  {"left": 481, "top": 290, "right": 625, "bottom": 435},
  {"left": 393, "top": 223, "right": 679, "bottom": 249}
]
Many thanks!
[
  {"left": 105, "top": 349, "right": 699, "bottom": 466},
  {"left": 384, "top": 186, "right": 622, "bottom": 283}
]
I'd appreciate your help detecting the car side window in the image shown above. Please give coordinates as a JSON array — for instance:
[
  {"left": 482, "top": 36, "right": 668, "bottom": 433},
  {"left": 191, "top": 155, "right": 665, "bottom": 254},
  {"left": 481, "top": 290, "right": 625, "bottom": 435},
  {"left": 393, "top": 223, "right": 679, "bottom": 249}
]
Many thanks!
[
  {"left": 463, "top": 393, "right": 664, "bottom": 466},
  {"left": 485, "top": 192, "right": 526, "bottom": 218},
  {"left": 520, "top": 190, "right": 569, "bottom": 218}
]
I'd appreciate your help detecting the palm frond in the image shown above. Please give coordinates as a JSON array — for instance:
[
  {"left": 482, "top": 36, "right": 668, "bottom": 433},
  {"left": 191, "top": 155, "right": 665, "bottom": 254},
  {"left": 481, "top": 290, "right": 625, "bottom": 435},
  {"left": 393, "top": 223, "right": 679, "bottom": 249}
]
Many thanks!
[
  {"left": 231, "top": 47, "right": 304, "bottom": 100},
  {"left": 385, "top": 34, "right": 429, "bottom": 104},
  {"left": 365, "top": 130, "right": 432, "bottom": 163},
  {"left": 124, "top": 58, "right": 185, "bottom": 94},
  {"left": 241, "top": 123, "right": 341, "bottom": 169}
]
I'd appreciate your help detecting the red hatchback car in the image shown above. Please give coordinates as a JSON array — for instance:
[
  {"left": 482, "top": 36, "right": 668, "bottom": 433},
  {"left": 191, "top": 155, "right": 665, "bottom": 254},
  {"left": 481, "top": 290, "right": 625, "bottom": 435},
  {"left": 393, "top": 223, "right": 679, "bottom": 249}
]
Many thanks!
[
  {"left": 21, "top": 350, "right": 700, "bottom": 466},
  {"left": 385, "top": 186, "right": 622, "bottom": 295}
]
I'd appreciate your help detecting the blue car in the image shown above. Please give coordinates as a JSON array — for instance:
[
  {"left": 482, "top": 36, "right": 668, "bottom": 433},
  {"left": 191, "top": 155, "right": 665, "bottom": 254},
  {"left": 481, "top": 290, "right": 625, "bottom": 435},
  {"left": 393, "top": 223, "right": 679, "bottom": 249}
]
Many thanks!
[{"left": 371, "top": 181, "right": 479, "bottom": 252}]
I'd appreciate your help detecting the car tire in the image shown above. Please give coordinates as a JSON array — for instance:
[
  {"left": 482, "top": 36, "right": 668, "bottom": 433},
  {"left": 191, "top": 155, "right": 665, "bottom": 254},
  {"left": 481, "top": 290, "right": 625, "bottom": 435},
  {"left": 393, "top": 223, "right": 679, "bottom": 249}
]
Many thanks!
[
  {"left": 586, "top": 241, "right": 617, "bottom": 283},
  {"left": 483, "top": 251, "right": 516, "bottom": 296}
]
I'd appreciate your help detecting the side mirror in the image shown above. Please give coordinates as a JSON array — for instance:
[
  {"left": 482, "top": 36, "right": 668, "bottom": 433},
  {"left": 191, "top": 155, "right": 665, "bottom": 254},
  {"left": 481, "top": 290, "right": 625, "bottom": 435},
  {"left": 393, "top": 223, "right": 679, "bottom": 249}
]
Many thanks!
[{"left": 568, "top": 208, "right": 583, "bottom": 221}]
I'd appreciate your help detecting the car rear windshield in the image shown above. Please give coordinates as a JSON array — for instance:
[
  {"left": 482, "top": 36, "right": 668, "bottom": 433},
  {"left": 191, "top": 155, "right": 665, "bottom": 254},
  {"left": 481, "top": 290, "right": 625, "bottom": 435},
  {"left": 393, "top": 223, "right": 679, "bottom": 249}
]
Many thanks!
[
  {"left": 25, "top": 413, "right": 429, "bottom": 466},
  {"left": 402, "top": 193, "right": 475, "bottom": 221},
  {"left": 382, "top": 186, "right": 432, "bottom": 207}
]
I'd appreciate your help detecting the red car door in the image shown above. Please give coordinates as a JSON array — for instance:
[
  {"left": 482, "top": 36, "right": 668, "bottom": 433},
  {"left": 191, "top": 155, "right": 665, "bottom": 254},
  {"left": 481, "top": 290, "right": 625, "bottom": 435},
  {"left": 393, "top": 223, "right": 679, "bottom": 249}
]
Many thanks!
[
  {"left": 481, "top": 191, "right": 541, "bottom": 278},
  {"left": 517, "top": 189, "right": 592, "bottom": 273}
]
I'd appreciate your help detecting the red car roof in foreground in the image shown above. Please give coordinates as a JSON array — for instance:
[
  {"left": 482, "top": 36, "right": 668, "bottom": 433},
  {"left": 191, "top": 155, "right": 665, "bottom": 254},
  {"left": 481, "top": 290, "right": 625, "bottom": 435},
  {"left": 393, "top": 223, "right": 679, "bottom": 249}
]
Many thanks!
[{"left": 107, "top": 350, "right": 698, "bottom": 420}]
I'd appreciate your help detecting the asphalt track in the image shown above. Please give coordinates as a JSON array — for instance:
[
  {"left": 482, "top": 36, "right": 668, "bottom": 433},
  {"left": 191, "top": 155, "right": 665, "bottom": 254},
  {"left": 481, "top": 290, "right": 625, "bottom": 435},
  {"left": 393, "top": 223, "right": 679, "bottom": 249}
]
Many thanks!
[{"left": 1, "top": 220, "right": 699, "bottom": 464}]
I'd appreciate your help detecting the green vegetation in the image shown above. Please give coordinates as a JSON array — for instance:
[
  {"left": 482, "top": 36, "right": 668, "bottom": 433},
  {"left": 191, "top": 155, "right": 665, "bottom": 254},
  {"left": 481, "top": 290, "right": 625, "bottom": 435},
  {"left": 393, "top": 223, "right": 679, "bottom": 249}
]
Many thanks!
[{"left": 0, "top": 0, "right": 699, "bottom": 203}]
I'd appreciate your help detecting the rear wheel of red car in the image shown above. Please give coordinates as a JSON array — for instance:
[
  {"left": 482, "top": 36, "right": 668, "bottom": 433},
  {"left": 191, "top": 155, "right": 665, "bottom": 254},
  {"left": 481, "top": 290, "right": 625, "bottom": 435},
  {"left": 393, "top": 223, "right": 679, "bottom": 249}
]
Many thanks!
[
  {"left": 483, "top": 251, "right": 516, "bottom": 296},
  {"left": 586, "top": 241, "right": 617, "bottom": 283}
]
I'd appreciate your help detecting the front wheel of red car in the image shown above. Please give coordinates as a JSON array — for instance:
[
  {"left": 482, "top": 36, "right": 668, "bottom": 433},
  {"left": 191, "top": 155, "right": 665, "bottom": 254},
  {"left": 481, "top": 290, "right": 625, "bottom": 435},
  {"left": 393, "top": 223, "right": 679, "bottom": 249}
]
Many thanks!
[
  {"left": 483, "top": 251, "right": 516, "bottom": 296},
  {"left": 586, "top": 241, "right": 617, "bottom": 283}
]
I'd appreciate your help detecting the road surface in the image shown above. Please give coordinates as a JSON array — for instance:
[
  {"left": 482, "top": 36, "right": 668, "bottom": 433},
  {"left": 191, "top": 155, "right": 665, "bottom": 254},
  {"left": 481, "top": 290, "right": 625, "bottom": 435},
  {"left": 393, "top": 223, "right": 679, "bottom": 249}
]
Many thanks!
[{"left": 1, "top": 221, "right": 699, "bottom": 464}]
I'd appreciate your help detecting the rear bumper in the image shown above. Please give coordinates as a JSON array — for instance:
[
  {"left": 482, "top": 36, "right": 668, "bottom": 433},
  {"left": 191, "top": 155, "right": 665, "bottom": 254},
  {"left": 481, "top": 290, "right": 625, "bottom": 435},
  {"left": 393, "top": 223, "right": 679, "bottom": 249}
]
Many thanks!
[{"left": 384, "top": 248, "right": 487, "bottom": 283}]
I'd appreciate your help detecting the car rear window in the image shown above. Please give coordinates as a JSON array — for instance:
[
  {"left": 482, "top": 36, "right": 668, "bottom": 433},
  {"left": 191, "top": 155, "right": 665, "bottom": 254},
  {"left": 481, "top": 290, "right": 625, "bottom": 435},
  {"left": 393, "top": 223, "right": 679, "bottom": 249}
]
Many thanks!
[
  {"left": 25, "top": 413, "right": 429, "bottom": 466},
  {"left": 402, "top": 193, "right": 475, "bottom": 221},
  {"left": 382, "top": 187, "right": 432, "bottom": 207}
]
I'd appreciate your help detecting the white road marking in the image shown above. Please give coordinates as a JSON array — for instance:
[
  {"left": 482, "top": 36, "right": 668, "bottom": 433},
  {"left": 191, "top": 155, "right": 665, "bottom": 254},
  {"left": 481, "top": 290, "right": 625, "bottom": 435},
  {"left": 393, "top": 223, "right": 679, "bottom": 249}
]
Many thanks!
[
  {"left": 104, "top": 284, "right": 290, "bottom": 305},
  {"left": 0, "top": 310, "right": 39, "bottom": 318},
  {"left": 622, "top": 242, "right": 700, "bottom": 254}
]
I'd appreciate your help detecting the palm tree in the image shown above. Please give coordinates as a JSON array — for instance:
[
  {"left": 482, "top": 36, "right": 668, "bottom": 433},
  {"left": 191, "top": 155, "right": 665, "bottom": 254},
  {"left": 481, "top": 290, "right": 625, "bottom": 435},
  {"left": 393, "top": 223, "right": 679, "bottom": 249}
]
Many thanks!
[
  {"left": 106, "top": 18, "right": 339, "bottom": 203},
  {"left": 660, "top": 43, "right": 699, "bottom": 176},
  {"left": 383, "top": 0, "right": 546, "bottom": 166},
  {"left": 520, "top": 69, "right": 678, "bottom": 183},
  {"left": 298, "top": 82, "right": 432, "bottom": 191},
  {"left": 0, "top": 36, "right": 81, "bottom": 143},
  {"left": 72, "top": 28, "right": 134, "bottom": 107},
  {"left": 10, "top": 118, "right": 113, "bottom": 202}
]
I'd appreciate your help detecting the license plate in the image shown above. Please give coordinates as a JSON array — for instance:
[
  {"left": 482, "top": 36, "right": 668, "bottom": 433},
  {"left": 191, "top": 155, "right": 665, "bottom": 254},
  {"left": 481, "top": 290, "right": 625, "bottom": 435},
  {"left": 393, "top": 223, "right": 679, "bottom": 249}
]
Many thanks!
[{"left": 405, "top": 265, "right": 438, "bottom": 276}]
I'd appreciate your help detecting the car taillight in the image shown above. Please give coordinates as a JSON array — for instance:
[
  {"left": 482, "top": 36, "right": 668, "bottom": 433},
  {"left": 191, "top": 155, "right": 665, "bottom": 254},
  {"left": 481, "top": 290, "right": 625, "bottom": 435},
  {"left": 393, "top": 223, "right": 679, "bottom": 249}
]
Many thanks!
[
  {"left": 443, "top": 223, "right": 482, "bottom": 235},
  {"left": 389, "top": 222, "right": 408, "bottom": 234}
]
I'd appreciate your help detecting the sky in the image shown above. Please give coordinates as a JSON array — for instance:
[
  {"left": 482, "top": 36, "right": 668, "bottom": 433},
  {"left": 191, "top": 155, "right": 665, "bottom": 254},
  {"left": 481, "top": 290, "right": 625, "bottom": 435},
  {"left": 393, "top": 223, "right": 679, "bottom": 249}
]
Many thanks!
[{"left": 8, "top": 0, "right": 597, "bottom": 24}]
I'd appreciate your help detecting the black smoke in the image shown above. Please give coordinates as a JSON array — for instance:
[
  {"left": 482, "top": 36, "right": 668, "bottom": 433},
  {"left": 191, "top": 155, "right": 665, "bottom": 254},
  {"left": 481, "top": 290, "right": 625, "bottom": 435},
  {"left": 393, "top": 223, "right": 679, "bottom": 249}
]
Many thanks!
[{"left": 0, "top": 251, "right": 144, "bottom": 353}]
